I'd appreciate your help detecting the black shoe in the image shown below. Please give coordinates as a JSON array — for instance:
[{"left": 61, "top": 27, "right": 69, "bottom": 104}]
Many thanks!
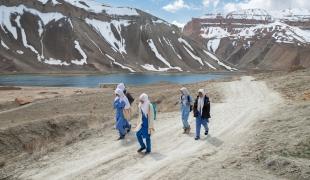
[
  {"left": 127, "top": 124, "right": 131, "bottom": 133},
  {"left": 144, "top": 151, "right": 151, "bottom": 155},
  {"left": 205, "top": 130, "right": 209, "bottom": 135},
  {"left": 117, "top": 136, "right": 125, "bottom": 140},
  {"left": 137, "top": 147, "right": 146, "bottom": 153},
  {"left": 195, "top": 137, "right": 200, "bottom": 140}
]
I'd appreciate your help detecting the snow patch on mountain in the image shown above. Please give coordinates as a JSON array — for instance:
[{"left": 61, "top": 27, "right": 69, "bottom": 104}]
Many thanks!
[
  {"left": 0, "top": 6, "right": 19, "bottom": 39},
  {"left": 204, "top": 61, "right": 216, "bottom": 70},
  {"left": 71, "top": 40, "right": 87, "bottom": 65},
  {"left": 147, "top": 39, "right": 168, "bottom": 65},
  {"left": 43, "top": 41, "right": 87, "bottom": 66},
  {"left": 0, "top": 6, "right": 89, "bottom": 66},
  {"left": 178, "top": 37, "right": 216, "bottom": 68},
  {"left": 44, "top": 58, "right": 70, "bottom": 66},
  {"left": 183, "top": 46, "right": 203, "bottom": 66},
  {"left": 0, "top": 5, "right": 65, "bottom": 40},
  {"left": 207, "top": 39, "right": 221, "bottom": 53},
  {"left": 36, "top": 0, "right": 60, "bottom": 5},
  {"left": 16, "top": 50, "right": 24, "bottom": 54},
  {"left": 85, "top": 18, "right": 130, "bottom": 54},
  {"left": 67, "top": 18, "right": 73, "bottom": 29},
  {"left": 158, "top": 37, "right": 163, "bottom": 46},
  {"left": 178, "top": 38, "right": 194, "bottom": 51},
  {"left": 38, "top": 21, "right": 44, "bottom": 37},
  {"left": 201, "top": 27, "right": 229, "bottom": 39},
  {"left": 104, "top": 7, "right": 138, "bottom": 16},
  {"left": 63, "top": 0, "right": 139, "bottom": 16},
  {"left": 1, "top": 40, "right": 9, "bottom": 50},
  {"left": 14, "top": 15, "right": 42, "bottom": 61},
  {"left": 238, "top": 21, "right": 310, "bottom": 43},
  {"left": 226, "top": 9, "right": 272, "bottom": 21},
  {"left": 141, "top": 64, "right": 181, "bottom": 72},
  {"left": 84, "top": 33, "right": 104, "bottom": 56},
  {"left": 162, "top": 37, "right": 182, "bottom": 59},
  {"left": 147, "top": 39, "right": 182, "bottom": 71},
  {"left": 200, "top": 20, "right": 310, "bottom": 45},
  {"left": 36, "top": 0, "right": 49, "bottom": 4},
  {"left": 105, "top": 54, "right": 135, "bottom": 72},
  {"left": 203, "top": 50, "right": 236, "bottom": 71}
]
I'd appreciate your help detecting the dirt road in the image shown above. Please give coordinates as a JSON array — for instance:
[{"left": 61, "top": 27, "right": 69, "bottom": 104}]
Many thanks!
[{"left": 17, "top": 76, "right": 283, "bottom": 180}]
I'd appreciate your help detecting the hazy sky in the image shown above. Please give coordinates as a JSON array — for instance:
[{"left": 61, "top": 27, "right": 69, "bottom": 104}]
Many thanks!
[{"left": 97, "top": 0, "right": 310, "bottom": 27}]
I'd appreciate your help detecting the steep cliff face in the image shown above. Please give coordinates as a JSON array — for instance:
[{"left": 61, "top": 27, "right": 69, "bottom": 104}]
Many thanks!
[
  {"left": 183, "top": 9, "right": 310, "bottom": 70},
  {"left": 0, "top": 0, "right": 235, "bottom": 73}
]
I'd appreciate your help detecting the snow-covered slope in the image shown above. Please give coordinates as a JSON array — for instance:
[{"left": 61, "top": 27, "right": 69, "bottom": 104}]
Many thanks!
[
  {"left": 226, "top": 9, "right": 272, "bottom": 21},
  {"left": 0, "top": 0, "right": 233, "bottom": 73},
  {"left": 200, "top": 21, "right": 310, "bottom": 46},
  {"left": 183, "top": 8, "right": 310, "bottom": 70},
  {"left": 36, "top": 0, "right": 139, "bottom": 16}
]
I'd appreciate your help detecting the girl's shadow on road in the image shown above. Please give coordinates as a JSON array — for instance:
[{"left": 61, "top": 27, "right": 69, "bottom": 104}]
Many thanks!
[
  {"left": 120, "top": 132, "right": 136, "bottom": 146},
  {"left": 206, "top": 134, "right": 224, "bottom": 147},
  {"left": 186, "top": 132, "right": 224, "bottom": 147}
]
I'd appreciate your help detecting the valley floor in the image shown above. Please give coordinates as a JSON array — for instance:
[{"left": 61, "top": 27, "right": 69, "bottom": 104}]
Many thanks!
[{"left": 0, "top": 70, "right": 309, "bottom": 180}]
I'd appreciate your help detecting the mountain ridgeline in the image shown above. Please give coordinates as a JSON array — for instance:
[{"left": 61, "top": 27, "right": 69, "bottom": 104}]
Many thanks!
[{"left": 0, "top": 0, "right": 234, "bottom": 73}]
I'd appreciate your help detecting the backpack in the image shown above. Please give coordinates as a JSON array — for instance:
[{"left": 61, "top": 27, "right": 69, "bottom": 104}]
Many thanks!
[
  {"left": 126, "top": 92, "right": 135, "bottom": 105},
  {"left": 181, "top": 95, "right": 193, "bottom": 112},
  {"left": 187, "top": 95, "right": 193, "bottom": 112},
  {"left": 150, "top": 102, "right": 157, "bottom": 120}
]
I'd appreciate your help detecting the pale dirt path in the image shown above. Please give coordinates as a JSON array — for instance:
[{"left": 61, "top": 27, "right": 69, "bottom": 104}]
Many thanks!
[{"left": 18, "top": 76, "right": 283, "bottom": 180}]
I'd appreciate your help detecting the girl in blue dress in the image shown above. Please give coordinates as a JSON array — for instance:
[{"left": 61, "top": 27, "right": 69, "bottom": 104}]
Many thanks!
[
  {"left": 135, "top": 93, "right": 155, "bottom": 154},
  {"left": 180, "top": 87, "right": 192, "bottom": 134},
  {"left": 114, "top": 88, "right": 131, "bottom": 140}
]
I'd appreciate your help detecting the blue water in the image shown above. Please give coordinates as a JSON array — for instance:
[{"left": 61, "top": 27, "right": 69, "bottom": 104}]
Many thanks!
[{"left": 0, "top": 73, "right": 231, "bottom": 88}]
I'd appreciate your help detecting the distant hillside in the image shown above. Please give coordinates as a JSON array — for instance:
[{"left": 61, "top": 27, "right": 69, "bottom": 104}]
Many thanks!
[{"left": 183, "top": 8, "right": 310, "bottom": 70}]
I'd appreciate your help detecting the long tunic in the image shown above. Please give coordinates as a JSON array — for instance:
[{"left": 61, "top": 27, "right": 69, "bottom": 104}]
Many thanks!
[
  {"left": 137, "top": 111, "right": 150, "bottom": 138},
  {"left": 113, "top": 98, "right": 126, "bottom": 132},
  {"left": 135, "top": 103, "right": 154, "bottom": 134}
]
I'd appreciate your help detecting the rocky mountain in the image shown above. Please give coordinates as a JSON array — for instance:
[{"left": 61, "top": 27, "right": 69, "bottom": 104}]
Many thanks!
[
  {"left": 183, "top": 8, "right": 310, "bottom": 70},
  {"left": 0, "top": 0, "right": 235, "bottom": 73}
]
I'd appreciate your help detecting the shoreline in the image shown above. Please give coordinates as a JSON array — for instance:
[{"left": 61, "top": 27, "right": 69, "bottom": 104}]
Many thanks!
[
  {"left": 0, "top": 67, "right": 283, "bottom": 76},
  {"left": 0, "top": 73, "right": 240, "bottom": 89},
  {"left": 0, "top": 71, "right": 244, "bottom": 88},
  {"left": 0, "top": 71, "right": 244, "bottom": 76}
]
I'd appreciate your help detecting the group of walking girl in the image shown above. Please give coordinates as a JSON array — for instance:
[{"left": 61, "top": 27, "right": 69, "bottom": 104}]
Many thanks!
[{"left": 113, "top": 83, "right": 210, "bottom": 155}]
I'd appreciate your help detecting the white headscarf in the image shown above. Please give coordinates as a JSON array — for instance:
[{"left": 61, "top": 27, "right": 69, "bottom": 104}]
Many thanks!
[
  {"left": 198, "top": 89, "right": 204, "bottom": 94},
  {"left": 139, "top": 93, "right": 150, "bottom": 115},
  {"left": 180, "top": 87, "right": 189, "bottom": 96},
  {"left": 180, "top": 87, "right": 190, "bottom": 105},
  {"left": 197, "top": 89, "right": 205, "bottom": 114},
  {"left": 115, "top": 88, "right": 124, "bottom": 98},
  {"left": 116, "top": 83, "right": 130, "bottom": 108},
  {"left": 114, "top": 88, "right": 130, "bottom": 109},
  {"left": 117, "top": 83, "right": 126, "bottom": 92}
]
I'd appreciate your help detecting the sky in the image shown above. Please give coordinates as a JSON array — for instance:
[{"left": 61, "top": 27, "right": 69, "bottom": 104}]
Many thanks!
[{"left": 97, "top": 0, "right": 310, "bottom": 27}]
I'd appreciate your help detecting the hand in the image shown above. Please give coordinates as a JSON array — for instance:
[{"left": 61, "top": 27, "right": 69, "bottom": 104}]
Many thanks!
[{"left": 149, "top": 128, "right": 154, "bottom": 135}]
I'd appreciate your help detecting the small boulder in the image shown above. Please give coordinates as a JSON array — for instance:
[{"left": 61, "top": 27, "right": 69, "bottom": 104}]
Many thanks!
[
  {"left": 74, "top": 90, "right": 83, "bottom": 94},
  {"left": 15, "top": 98, "right": 32, "bottom": 106},
  {"left": 303, "top": 91, "right": 310, "bottom": 101},
  {"left": 0, "top": 161, "right": 5, "bottom": 168}
]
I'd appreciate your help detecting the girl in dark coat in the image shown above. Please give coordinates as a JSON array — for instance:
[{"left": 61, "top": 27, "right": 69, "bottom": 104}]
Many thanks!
[{"left": 193, "top": 89, "right": 211, "bottom": 140}]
